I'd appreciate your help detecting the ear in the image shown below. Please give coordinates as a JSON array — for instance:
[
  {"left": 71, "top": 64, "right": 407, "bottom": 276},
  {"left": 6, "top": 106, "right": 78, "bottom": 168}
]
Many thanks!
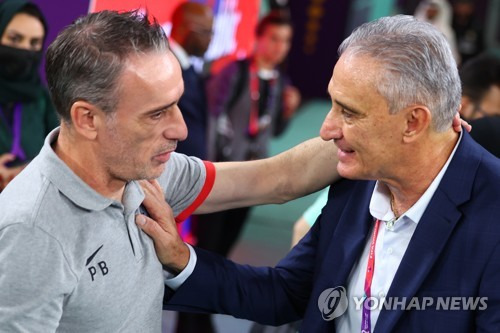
[
  {"left": 402, "top": 106, "right": 431, "bottom": 143},
  {"left": 69, "top": 101, "right": 103, "bottom": 140}
]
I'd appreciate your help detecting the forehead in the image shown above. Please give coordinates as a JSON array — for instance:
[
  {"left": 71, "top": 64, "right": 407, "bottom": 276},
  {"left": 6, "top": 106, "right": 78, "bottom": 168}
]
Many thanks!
[
  {"left": 261, "top": 24, "right": 292, "bottom": 37},
  {"left": 189, "top": 11, "right": 213, "bottom": 26},
  {"left": 115, "top": 50, "right": 183, "bottom": 112},
  {"left": 4, "top": 13, "right": 44, "bottom": 37},
  {"left": 329, "top": 53, "right": 378, "bottom": 89},
  {"left": 328, "top": 53, "right": 388, "bottom": 110}
]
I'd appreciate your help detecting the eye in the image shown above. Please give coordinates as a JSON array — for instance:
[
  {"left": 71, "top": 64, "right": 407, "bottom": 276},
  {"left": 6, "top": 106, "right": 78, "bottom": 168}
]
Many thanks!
[
  {"left": 30, "top": 38, "right": 43, "bottom": 51},
  {"left": 7, "top": 34, "right": 22, "bottom": 44},
  {"left": 150, "top": 111, "right": 164, "bottom": 120},
  {"left": 341, "top": 109, "right": 354, "bottom": 119}
]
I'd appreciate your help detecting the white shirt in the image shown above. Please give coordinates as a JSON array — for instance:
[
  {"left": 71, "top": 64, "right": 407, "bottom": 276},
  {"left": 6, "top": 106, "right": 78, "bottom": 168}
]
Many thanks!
[
  {"left": 336, "top": 132, "right": 462, "bottom": 332},
  {"left": 169, "top": 39, "right": 205, "bottom": 73},
  {"left": 169, "top": 39, "right": 191, "bottom": 70}
]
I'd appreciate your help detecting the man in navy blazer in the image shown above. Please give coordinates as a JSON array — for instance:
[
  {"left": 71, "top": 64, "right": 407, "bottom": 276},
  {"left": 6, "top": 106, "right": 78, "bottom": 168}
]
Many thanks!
[{"left": 137, "top": 15, "right": 500, "bottom": 332}]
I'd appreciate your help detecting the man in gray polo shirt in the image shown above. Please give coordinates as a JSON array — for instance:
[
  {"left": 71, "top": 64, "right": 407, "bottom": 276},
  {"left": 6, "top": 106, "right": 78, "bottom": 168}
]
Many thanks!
[{"left": 0, "top": 10, "right": 338, "bottom": 332}]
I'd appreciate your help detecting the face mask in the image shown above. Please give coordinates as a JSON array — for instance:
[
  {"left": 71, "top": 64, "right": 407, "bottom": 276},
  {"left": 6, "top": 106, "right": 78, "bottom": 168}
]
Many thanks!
[{"left": 0, "top": 44, "right": 42, "bottom": 81}]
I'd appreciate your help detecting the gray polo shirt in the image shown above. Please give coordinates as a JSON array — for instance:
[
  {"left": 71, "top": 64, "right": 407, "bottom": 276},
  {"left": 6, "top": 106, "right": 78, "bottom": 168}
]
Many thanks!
[{"left": 0, "top": 129, "right": 215, "bottom": 332}]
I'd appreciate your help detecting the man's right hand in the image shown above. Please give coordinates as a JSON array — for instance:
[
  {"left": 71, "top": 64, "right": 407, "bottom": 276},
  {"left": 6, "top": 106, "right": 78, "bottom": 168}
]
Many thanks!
[
  {"left": 0, "top": 153, "right": 26, "bottom": 191},
  {"left": 135, "top": 180, "right": 190, "bottom": 274}
]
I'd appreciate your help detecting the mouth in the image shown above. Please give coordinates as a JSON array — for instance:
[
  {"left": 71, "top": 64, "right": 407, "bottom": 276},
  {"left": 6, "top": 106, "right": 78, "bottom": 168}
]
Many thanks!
[
  {"left": 153, "top": 146, "right": 176, "bottom": 164},
  {"left": 334, "top": 141, "right": 355, "bottom": 159}
]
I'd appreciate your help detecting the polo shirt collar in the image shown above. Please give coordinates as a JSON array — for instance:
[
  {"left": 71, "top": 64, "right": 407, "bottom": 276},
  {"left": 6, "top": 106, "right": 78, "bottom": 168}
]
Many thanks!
[{"left": 38, "top": 128, "right": 145, "bottom": 212}]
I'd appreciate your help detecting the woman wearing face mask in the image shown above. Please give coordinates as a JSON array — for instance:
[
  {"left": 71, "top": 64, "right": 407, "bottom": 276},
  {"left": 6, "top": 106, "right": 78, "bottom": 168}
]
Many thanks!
[{"left": 0, "top": 0, "right": 58, "bottom": 190}]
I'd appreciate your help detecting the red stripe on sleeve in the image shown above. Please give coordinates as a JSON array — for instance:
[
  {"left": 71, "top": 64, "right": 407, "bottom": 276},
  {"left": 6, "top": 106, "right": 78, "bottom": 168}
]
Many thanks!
[{"left": 175, "top": 161, "right": 216, "bottom": 223}]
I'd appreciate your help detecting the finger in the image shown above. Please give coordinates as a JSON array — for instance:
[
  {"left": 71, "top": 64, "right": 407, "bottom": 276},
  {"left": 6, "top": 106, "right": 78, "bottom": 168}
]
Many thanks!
[
  {"left": 148, "top": 179, "right": 164, "bottom": 196},
  {"left": 135, "top": 214, "right": 166, "bottom": 238},
  {"left": 139, "top": 179, "right": 155, "bottom": 194},
  {"left": 0, "top": 153, "right": 15, "bottom": 165},
  {"left": 141, "top": 179, "right": 164, "bottom": 201},
  {"left": 136, "top": 214, "right": 189, "bottom": 269},
  {"left": 140, "top": 195, "right": 175, "bottom": 230},
  {"left": 461, "top": 119, "right": 472, "bottom": 132},
  {"left": 452, "top": 113, "right": 461, "bottom": 128}
]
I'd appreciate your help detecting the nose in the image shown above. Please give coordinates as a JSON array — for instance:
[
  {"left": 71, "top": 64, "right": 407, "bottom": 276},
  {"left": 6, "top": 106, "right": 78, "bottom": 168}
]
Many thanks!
[
  {"left": 320, "top": 109, "right": 343, "bottom": 141},
  {"left": 164, "top": 106, "right": 188, "bottom": 141}
]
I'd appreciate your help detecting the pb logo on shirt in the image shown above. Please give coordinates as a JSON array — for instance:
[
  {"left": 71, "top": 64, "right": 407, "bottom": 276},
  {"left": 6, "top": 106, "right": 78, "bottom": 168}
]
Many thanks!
[{"left": 85, "top": 245, "right": 109, "bottom": 281}]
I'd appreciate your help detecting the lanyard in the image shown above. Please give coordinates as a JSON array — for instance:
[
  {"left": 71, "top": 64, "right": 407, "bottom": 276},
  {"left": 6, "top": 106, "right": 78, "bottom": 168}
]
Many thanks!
[
  {"left": 361, "top": 219, "right": 381, "bottom": 333},
  {"left": 0, "top": 104, "right": 26, "bottom": 161},
  {"left": 248, "top": 60, "right": 277, "bottom": 138}
]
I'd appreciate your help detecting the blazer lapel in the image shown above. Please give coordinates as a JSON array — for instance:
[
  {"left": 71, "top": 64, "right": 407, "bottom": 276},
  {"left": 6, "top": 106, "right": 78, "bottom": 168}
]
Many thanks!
[
  {"left": 375, "top": 193, "right": 462, "bottom": 332},
  {"left": 318, "top": 181, "right": 375, "bottom": 291},
  {"left": 375, "top": 132, "right": 480, "bottom": 332}
]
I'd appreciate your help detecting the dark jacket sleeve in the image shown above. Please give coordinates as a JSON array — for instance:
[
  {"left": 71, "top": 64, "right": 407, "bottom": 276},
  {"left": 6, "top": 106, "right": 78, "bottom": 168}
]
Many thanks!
[{"left": 163, "top": 218, "right": 323, "bottom": 326}]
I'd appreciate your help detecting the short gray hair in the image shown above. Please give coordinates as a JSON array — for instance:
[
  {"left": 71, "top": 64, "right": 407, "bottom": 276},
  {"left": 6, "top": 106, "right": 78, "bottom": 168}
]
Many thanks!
[
  {"left": 46, "top": 10, "right": 169, "bottom": 123},
  {"left": 339, "top": 15, "right": 461, "bottom": 132}
]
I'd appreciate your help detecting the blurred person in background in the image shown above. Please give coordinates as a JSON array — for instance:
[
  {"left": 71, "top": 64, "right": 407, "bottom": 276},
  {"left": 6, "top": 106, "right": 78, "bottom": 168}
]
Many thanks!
[
  {"left": 0, "top": 0, "right": 58, "bottom": 190},
  {"left": 414, "top": 0, "right": 461, "bottom": 63},
  {"left": 197, "top": 10, "right": 301, "bottom": 259},
  {"left": 459, "top": 52, "right": 500, "bottom": 157},
  {"left": 169, "top": 3, "right": 216, "bottom": 331},
  {"left": 170, "top": 2, "right": 213, "bottom": 160},
  {"left": 452, "top": 0, "right": 485, "bottom": 64},
  {"left": 291, "top": 186, "right": 329, "bottom": 247}
]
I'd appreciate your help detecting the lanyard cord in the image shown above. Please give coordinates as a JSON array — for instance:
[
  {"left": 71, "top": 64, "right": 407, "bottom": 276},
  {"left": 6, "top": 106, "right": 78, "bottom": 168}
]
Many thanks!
[{"left": 0, "top": 104, "right": 26, "bottom": 160}]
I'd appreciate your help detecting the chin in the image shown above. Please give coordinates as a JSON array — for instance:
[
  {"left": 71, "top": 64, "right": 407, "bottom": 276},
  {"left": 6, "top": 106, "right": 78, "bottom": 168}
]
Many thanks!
[
  {"left": 337, "top": 164, "right": 361, "bottom": 180},
  {"left": 150, "top": 164, "right": 167, "bottom": 179}
]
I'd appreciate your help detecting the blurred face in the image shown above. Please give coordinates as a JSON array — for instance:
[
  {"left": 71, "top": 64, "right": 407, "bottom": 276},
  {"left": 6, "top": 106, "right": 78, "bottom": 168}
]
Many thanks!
[
  {"left": 184, "top": 12, "right": 214, "bottom": 57},
  {"left": 320, "top": 53, "right": 407, "bottom": 180},
  {"left": 1, "top": 13, "right": 44, "bottom": 51},
  {"left": 454, "top": 2, "right": 474, "bottom": 18},
  {"left": 462, "top": 84, "right": 500, "bottom": 120},
  {"left": 425, "top": 4, "right": 440, "bottom": 20},
  {"left": 96, "top": 51, "right": 188, "bottom": 182},
  {"left": 477, "top": 85, "right": 500, "bottom": 117},
  {"left": 256, "top": 24, "right": 292, "bottom": 66}
]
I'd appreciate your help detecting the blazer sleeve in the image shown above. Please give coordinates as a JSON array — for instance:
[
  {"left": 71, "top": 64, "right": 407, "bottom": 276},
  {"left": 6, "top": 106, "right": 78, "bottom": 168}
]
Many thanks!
[
  {"left": 476, "top": 240, "right": 500, "bottom": 332},
  {"left": 163, "top": 217, "right": 323, "bottom": 326}
]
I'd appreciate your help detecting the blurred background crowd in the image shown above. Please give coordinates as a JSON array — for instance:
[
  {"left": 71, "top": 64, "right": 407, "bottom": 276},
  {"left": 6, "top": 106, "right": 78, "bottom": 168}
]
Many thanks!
[{"left": 0, "top": 0, "right": 499, "bottom": 331}]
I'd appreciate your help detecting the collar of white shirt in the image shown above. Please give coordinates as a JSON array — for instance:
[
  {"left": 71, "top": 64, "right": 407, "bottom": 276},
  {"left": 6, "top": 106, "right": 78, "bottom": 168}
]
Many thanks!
[
  {"left": 369, "top": 131, "right": 463, "bottom": 227},
  {"left": 169, "top": 39, "right": 191, "bottom": 70}
]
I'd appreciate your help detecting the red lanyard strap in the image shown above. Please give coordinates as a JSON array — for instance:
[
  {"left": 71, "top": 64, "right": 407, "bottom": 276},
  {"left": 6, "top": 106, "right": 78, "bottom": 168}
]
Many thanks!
[
  {"left": 361, "top": 219, "right": 381, "bottom": 333},
  {"left": 248, "top": 60, "right": 278, "bottom": 137}
]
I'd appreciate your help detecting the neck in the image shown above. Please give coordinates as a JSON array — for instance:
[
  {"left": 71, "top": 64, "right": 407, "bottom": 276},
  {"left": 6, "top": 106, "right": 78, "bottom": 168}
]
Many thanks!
[
  {"left": 54, "top": 125, "right": 126, "bottom": 202},
  {"left": 385, "top": 129, "right": 459, "bottom": 215}
]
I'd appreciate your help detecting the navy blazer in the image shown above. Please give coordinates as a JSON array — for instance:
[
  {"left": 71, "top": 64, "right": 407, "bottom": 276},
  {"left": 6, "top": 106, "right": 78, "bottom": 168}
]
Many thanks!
[
  {"left": 165, "top": 132, "right": 500, "bottom": 332},
  {"left": 176, "top": 66, "right": 207, "bottom": 159}
]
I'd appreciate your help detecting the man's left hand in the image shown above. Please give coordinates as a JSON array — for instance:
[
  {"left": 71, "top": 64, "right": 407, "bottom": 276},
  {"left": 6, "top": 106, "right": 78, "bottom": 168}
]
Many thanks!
[
  {"left": 453, "top": 112, "right": 471, "bottom": 132},
  {"left": 136, "top": 180, "right": 189, "bottom": 274}
]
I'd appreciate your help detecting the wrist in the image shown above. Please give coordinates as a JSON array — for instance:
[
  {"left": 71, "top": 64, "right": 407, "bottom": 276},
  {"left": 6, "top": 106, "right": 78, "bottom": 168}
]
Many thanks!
[{"left": 163, "top": 243, "right": 190, "bottom": 275}]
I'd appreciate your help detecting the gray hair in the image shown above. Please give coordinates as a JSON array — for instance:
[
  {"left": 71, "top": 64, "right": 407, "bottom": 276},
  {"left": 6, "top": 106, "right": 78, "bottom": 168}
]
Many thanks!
[
  {"left": 339, "top": 15, "right": 461, "bottom": 132},
  {"left": 46, "top": 10, "right": 169, "bottom": 123}
]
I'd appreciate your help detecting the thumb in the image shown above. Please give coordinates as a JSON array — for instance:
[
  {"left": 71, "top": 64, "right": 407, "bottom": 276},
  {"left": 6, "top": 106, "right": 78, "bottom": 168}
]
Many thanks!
[{"left": 135, "top": 214, "right": 164, "bottom": 239}]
